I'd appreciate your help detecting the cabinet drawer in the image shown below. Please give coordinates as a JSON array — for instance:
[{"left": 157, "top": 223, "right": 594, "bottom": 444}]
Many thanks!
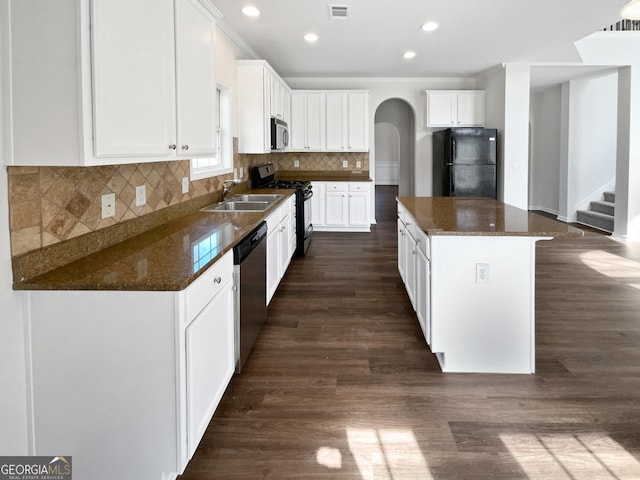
[
  {"left": 349, "top": 182, "right": 370, "bottom": 192},
  {"left": 266, "top": 205, "right": 285, "bottom": 232},
  {"left": 403, "top": 212, "right": 417, "bottom": 239},
  {"left": 185, "top": 251, "right": 233, "bottom": 324},
  {"left": 415, "top": 227, "right": 430, "bottom": 259},
  {"left": 325, "top": 182, "right": 347, "bottom": 192}
]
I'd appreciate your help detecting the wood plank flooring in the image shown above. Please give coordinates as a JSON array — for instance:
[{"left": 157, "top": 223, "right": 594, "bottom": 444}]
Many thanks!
[{"left": 179, "top": 186, "right": 640, "bottom": 479}]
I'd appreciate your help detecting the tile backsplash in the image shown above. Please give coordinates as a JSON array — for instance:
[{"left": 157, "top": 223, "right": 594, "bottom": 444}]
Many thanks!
[{"left": 6, "top": 144, "right": 368, "bottom": 257}]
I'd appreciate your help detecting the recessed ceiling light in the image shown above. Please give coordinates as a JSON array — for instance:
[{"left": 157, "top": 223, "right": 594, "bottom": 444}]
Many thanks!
[
  {"left": 421, "top": 21, "right": 439, "bottom": 32},
  {"left": 403, "top": 51, "right": 416, "bottom": 59},
  {"left": 304, "top": 33, "right": 319, "bottom": 43},
  {"left": 242, "top": 6, "right": 260, "bottom": 17}
]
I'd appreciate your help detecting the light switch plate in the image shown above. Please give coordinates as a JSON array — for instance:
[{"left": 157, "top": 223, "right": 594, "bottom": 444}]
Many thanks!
[
  {"left": 356, "top": 160, "right": 362, "bottom": 169},
  {"left": 342, "top": 160, "right": 348, "bottom": 168},
  {"left": 182, "top": 177, "right": 189, "bottom": 194},
  {"left": 135, "top": 185, "right": 146, "bottom": 207},
  {"left": 476, "top": 263, "right": 489, "bottom": 284},
  {"left": 294, "top": 159, "right": 300, "bottom": 168},
  {"left": 101, "top": 193, "right": 115, "bottom": 219}
]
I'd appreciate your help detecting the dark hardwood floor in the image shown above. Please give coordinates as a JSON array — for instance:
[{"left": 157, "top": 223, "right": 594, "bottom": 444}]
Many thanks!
[{"left": 180, "top": 186, "right": 640, "bottom": 479}]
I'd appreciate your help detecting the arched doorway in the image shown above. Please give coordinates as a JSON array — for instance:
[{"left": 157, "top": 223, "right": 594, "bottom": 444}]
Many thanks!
[{"left": 374, "top": 99, "right": 416, "bottom": 196}]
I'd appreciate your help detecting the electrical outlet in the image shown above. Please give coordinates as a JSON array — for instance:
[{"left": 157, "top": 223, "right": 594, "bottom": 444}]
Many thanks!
[
  {"left": 135, "top": 185, "right": 146, "bottom": 207},
  {"left": 101, "top": 193, "right": 115, "bottom": 219},
  {"left": 476, "top": 263, "right": 490, "bottom": 284},
  {"left": 240, "top": 167, "right": 245, "bottom": 178},
  {"left": 356, "top": 160, "right": 362, "bottom": 169},
  {"left": 342, "top": 160, "right": 348, "bottom": 168},
  {"left": 294, "top": 159, "right": 300, "bottom": 168},
  {"left": 182, "top": 177, "right": 189, "bottom": 194}
]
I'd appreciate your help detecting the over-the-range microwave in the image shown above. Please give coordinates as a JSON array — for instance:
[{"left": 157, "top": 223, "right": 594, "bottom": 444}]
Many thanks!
[{"left": 270, "top": 117, "right": 289, "bottom": 151}]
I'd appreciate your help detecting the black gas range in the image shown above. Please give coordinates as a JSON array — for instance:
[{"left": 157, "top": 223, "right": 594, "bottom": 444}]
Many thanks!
[{"left": 251, "top": 165, "right": 313, "bottom": 256}]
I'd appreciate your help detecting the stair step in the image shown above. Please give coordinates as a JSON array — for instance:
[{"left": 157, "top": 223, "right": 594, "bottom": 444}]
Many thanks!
[
  {"left": 603, "top": 191, "right": 616, "bottom": 203},
  {"left": 576, "top": 210, "right": 614, "bottom": 233},
  {"left": 590, "top": 200, "right": 615, "bottom": 216}
]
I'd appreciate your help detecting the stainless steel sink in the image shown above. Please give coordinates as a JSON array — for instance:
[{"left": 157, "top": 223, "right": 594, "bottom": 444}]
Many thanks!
[
  {"left": 227, "top": 194, "right": 283, "bottom": 203},
  {"left": 201, "top": 201, "right": 271, "bottom": 212}
]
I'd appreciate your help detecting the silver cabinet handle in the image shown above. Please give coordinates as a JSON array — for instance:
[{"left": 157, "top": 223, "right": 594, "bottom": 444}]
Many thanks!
[
  {"left": 182, "top": 145, "right": 189, "bottom": 151},
  {"left": 169, "top": 144, "right": 177, "bottom": 150},
  {"left": 213, "top": 277, "right": 222, "bottom": 284}
]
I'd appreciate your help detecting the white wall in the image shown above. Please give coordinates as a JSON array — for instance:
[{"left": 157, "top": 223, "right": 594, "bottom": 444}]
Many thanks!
[
  {"left": 0, "top": 0, "right": 29, "bottom": 454},
  {"left": 476, "top": 66, "right": 507, "bottom": 201},
  {"left": 284, "top": 77, "right": 476, "bottom": 196},
  {"left": 374, "top": 123, "right": 399, "bottom": 185},
  {"left": 529, "top": 85, "right": 562, "bottom": 214},
  {"left": 569, "top": 72, "right": 618, "bottom": 215},
  {"left": 575, "top": 32, "right": 640, "bottom": 241}
]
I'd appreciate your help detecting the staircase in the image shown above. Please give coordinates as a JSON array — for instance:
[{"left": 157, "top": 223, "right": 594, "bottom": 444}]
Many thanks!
[{"left": 576, "top": 192, "right": 615, "bottom": 233}]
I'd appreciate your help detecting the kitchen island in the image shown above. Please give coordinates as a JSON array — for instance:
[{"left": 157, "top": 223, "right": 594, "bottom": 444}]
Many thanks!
[{"left": 397, "top": 197, "right": 583, "bottom": 374}]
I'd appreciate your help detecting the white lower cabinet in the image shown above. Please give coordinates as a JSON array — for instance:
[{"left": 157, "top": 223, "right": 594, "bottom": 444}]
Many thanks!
[
  {"left": 415, "top": 228, "right": 431, "bottom": 346},
  {"left": 184, "top": 268, "right": 234, "bottom": 459},
  {"left": 25, "top": 251, "right": 235, "bottom": 480},
  {"left": 312, "top": 181, "right": 371, "bottom": 232},
  {"left": 266, "top": 196, "right": 294, "bottom": 304},
  {"left": 397, "top": 203, "right": 431, "bottom": 347}
]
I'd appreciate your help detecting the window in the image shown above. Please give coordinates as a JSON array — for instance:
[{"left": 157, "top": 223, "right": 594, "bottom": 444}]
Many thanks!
[{"left": 190, "top": 85, "right": 232, "bottom": 180}]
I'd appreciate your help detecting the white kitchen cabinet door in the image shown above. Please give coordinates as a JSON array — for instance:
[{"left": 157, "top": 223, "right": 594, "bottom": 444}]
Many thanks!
[
  {"left": 325, "top": 191, "right": 348, "bottom": 226},
  {"left": 266, "top": 225, "right": 280, "bottom": 304},
  {"left": 326, "top": 93, "right": 347, "bottom": 151},
  {"left": 404, "top": 226, "right": 417, "bottom": 310},
  {"left": 291, "top": 93, "right": 326, "bottom": 151},
  {"left": 347, "top": 92, "right": 369, "bottom": 151},
  {"left": 175, "top": 0, "right": 217, "bottom": 156},
  {"left": 416, "top": 244, "right": 431, "bottom": 345},
  {"left": 348, "top": 191, "right": 369, "bottom": 227},
  {"left": 305, "top": 93, "right": 326, "bottom": 150},
  {"left": 311, "top": 182, "right": 326, "bottom": 227},
  {"left": 426, "top": 91, "right": 457, "bottom": 127},
  {"left": 92, "top": 0, "right": 177, "bottom": 157},
  {"left": 457, "top": 91, "right": 485, "bottom": 127},
  {"left": 397, "top": 219, "right": 407, "bottom": 283},
  {"left": 426, "top": 90, "right": 485, "bottom": 128},
  {"left": 290, "top": 93, "right": 307, "bottom": 151},
  {"left": 185, "top": 277, "right": 234, "bottom": 459}
]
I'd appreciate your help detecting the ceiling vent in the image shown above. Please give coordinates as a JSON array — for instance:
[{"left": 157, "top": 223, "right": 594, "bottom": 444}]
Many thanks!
[{"left": 328, "top": 4, "right": 349, "bottom": 20}]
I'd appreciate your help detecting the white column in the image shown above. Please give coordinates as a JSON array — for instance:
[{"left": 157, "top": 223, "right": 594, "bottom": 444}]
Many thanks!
[
  {"left": 614, "top": 66, "right": 640, "bottom": 241},
  {"left": 502, "top": 64, "right": 531, "bottom": 210}
]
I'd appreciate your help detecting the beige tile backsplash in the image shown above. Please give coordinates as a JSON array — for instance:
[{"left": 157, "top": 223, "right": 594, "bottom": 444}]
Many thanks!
[{"left": 6, "top": 144, "right": 368, "bottom": 257}]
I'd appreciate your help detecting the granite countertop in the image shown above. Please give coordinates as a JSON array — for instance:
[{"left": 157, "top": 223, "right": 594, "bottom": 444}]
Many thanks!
[
  {"left": 397, "top": 197, "right": 584, "bottom": 237},
  {"left": 16, "top": 190, "right": 295, "bottom": 291},
  {"left": 276, "top": 170, "right": 372, "bottom": 182}
]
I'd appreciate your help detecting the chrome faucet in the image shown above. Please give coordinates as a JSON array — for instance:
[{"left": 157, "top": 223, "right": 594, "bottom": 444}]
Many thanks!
[{"left": 222, "top": 179, "right": 239, "bottom": 200}]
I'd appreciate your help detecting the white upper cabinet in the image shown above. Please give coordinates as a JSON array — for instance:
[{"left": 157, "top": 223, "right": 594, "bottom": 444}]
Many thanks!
[
  {"left": 425, "top": 90, "right": 485, "bottom": 128},
  {"left": 294, "top": 90, "right": 369, "bottom": 152},
  {"left": 290, "top": 92, "right": 326, "bottom": 151},
  {"left": 174, "top": 0, "right": 217, "bottom": 156},
  {"left": 237, "top": 60, "right": 290, "bottom": 154},
  {"left": 6, "top": 0, "right": 218, "bottom": 166},
  {"left": 91, "top": 0, "right": 176, "bottom": 158},
  {"left": 347, "top": 92, "right": 369, "bottom": 151}
]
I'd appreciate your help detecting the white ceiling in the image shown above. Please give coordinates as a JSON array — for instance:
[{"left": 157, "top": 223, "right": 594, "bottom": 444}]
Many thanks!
[{"left": 212, "top": 0, "right": 627, "bottom": 79}]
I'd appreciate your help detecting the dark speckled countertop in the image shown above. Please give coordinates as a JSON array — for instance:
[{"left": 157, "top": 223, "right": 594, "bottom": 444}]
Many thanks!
[
  {"left": 397, "top": 197, "right": 584, "bottom": 237},
  {"left": 16, "top": 190, "right": 295, "bottom": 291}
]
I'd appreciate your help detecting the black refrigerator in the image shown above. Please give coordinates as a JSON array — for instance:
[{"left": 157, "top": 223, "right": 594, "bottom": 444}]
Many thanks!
[{"left": 432, "top": 128, "right": 498, "bottom": 199}]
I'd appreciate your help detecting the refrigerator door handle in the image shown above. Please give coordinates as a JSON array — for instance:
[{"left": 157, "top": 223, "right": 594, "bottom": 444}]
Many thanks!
[
  {"left": 452, "top": 139, "right": 456, "bottom": 163},
  {"left": 448, "top": 165, "right": 455, "bottom": 193}
]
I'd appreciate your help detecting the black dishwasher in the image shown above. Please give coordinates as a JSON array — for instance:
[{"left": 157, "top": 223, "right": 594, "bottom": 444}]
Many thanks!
[{"left": 233, "top": 221, "right": 267, "bottom": 373}]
